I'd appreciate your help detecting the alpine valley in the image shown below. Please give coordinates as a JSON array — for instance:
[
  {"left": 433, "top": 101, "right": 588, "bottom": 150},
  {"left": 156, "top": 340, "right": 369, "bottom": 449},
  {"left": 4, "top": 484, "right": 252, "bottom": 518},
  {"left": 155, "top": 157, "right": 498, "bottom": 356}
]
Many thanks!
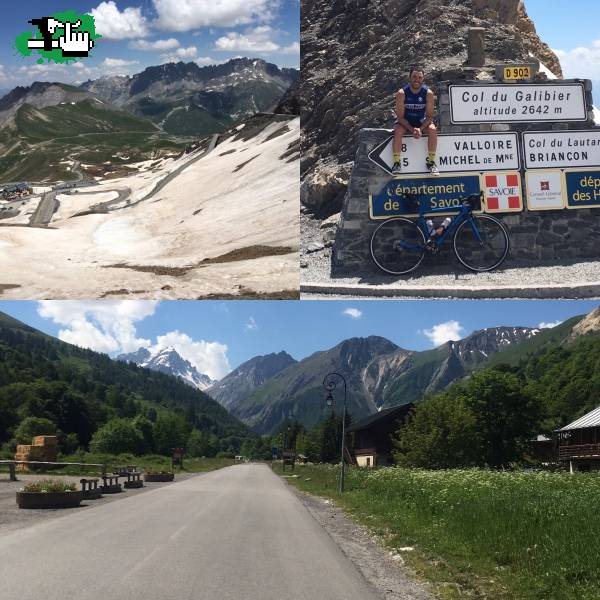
[
  {"left": 0, "top": 58, "right": 300, "bottom": 299},
  {"left": 2, "top": 306, "right": 600, "bottom": 445},
  {"left": 0, "top": 58, "right": 298, "bottom": 183}
]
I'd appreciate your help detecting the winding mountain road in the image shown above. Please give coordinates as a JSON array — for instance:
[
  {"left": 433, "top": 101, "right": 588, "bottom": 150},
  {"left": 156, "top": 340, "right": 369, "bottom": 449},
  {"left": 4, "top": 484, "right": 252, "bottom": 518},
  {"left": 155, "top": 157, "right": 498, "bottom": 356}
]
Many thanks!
[{"left": 0, "top": 464, "right": 381, "bottom": 600}]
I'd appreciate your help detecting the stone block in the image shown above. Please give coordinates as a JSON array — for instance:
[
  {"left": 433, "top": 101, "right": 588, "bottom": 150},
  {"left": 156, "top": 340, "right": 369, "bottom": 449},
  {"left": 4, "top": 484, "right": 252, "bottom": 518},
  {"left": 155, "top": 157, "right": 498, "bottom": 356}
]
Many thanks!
[{"left": 467, "top": 27, "right": 486, "bottom": 67}]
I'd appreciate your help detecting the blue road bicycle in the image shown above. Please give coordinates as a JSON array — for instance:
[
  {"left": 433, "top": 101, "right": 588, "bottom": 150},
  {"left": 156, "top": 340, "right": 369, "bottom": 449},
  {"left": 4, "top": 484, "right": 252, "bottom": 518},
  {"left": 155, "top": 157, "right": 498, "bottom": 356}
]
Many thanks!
[{"left": 369, "top": 193, "right": 510, "bottom": 275}]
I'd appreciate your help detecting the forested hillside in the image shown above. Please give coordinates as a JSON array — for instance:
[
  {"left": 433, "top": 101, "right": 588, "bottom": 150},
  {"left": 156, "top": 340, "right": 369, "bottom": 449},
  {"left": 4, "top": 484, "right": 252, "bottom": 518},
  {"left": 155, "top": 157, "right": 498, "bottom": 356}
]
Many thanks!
[
  {"left": 395, "top": 326, "right": 600, "bottom": 468},
  {"left": 0, "top": 312, "right": 251, "bottom": 457}
]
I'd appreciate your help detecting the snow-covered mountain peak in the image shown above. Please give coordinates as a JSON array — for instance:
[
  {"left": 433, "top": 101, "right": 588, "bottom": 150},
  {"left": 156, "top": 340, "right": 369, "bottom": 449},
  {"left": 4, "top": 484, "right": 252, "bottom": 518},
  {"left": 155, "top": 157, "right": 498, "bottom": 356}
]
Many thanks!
[{"left": 117, "top": 346, "right": 214, "bottom": 391}]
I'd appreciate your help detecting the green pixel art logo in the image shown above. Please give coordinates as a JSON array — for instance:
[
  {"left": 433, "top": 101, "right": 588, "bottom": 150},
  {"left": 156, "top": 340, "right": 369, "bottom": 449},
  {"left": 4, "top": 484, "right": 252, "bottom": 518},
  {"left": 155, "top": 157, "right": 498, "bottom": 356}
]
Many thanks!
[{"left": 15, "top": 10, "right": 102, "bottom": 64}]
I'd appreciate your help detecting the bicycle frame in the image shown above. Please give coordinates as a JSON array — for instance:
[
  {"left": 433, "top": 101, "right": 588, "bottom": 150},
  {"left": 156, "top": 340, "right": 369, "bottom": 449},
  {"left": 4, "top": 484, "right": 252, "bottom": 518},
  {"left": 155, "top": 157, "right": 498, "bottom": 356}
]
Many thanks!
[{"left": 413, "top": 196, "right": 484, "bottom": 248}]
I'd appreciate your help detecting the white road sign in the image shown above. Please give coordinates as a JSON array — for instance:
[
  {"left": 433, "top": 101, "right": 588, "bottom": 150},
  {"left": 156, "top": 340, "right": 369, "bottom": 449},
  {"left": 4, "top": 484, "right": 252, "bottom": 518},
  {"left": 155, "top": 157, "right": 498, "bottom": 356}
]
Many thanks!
[
  {"left": 368, "top": 132, "right": 520, "bottom": 175},
  {"left": 449, "top": 84, "right": 587, "bottom": 123},
  {"left": 523, "top": 130, "right": 600, "bottom": 169}
]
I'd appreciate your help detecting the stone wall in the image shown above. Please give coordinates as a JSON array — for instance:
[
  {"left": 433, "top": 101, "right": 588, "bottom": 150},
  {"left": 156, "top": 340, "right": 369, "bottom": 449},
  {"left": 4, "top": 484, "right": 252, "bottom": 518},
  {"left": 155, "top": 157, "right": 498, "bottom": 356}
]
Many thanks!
[{"left": 332, "top": 78, "right": 600, "bottom": 275}]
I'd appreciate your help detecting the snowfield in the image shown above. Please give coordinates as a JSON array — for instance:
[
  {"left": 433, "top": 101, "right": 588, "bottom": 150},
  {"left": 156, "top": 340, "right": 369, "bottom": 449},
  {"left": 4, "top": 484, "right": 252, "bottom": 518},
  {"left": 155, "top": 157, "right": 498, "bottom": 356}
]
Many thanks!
[{"left": 0, "top": 116, "right": 299, "bottom": 299}]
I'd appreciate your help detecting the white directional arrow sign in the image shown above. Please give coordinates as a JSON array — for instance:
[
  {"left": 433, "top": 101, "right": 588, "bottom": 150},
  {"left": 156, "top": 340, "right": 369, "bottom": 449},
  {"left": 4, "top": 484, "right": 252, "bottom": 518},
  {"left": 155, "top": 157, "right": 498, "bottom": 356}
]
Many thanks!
[{"left": 368, "top": 132, "right": 520, "bottom": 175}]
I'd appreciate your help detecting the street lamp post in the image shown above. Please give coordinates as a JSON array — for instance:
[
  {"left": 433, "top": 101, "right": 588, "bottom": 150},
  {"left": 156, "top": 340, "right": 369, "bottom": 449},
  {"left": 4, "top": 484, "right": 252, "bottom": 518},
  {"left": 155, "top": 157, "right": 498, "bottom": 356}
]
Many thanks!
[{"left": 322, "top": 372, "right": 347, "bottom": 494}]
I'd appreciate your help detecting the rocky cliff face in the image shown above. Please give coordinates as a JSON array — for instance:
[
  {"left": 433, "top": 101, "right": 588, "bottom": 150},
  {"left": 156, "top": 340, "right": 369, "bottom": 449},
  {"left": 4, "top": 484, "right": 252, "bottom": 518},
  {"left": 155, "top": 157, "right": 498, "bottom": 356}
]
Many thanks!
[
  {"left": 206, "top": 351, "right": 297, "bottom": 411},
  {"left": 301, "top": 0, "right": 563, "bottom": 215},
  {"left": 567, "top": 307, "right": 600, "bottom": 342}
]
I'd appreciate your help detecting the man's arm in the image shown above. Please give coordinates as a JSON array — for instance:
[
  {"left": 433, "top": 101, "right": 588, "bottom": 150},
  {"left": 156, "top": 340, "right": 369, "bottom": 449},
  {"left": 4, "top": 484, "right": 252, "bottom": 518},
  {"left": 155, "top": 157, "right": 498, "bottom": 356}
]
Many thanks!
[
  {"left": 395, "top": 89, "right": 415, "bottom": 132},
  {"left": 419, "top": 88, "right": 435, "bottom": 131}
]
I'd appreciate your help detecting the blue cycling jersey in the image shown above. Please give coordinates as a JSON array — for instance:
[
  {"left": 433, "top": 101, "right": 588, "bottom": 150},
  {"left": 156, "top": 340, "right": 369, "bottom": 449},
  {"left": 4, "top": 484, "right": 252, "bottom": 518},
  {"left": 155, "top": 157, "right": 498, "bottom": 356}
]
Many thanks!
[{"left": 402, "top": 83, "right": 428, "bottom": 127}]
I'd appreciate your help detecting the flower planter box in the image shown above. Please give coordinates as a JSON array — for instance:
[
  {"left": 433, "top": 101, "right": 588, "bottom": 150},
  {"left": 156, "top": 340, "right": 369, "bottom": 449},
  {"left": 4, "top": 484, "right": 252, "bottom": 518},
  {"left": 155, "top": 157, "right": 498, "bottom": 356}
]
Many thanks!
[
  {"left": 124, "top": 480, "right": 143, "bottom": 489},
  {"left": 143, "top": 473, "right": 174, "bottom": 482},
  {"left": 16, "top": 490, "right": 84, "bottom": 509}
]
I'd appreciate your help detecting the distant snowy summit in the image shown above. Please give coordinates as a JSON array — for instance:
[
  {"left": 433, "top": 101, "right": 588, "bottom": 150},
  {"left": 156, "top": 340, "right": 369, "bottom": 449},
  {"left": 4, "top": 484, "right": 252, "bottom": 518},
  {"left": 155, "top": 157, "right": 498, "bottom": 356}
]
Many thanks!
[{"left": 117, "top": 346, "right": 214, "bottom": 391}]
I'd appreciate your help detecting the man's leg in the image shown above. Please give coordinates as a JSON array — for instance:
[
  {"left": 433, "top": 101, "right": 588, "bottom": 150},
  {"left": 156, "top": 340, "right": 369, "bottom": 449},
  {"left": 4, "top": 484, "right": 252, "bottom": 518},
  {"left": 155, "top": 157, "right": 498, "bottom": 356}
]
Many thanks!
[
  {"left": 392, "top": 123, "right": 407, "bottom": 173},
  {"left": 425, "top": 123, "right": 439, "bottom": 175}
]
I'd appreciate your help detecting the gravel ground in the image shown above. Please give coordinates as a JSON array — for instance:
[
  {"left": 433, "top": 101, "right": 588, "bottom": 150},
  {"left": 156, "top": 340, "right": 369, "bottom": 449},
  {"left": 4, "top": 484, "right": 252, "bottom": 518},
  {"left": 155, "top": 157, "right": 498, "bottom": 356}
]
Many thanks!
[
  {"left": 0, "top": 472, "right": 198, "bottom": 536},
  {"left": 290, "top": 483, "right": 435, "bottom": 600},
  {"left": 300, "top": 213, "right": 600, "bottom": 299}
]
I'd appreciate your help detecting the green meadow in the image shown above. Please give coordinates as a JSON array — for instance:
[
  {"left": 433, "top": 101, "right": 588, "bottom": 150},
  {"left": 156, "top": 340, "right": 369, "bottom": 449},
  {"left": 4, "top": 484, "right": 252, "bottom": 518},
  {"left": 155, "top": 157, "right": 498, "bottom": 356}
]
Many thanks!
[{"left": 275, "top": 464, "right": 600, "bottom": 600}]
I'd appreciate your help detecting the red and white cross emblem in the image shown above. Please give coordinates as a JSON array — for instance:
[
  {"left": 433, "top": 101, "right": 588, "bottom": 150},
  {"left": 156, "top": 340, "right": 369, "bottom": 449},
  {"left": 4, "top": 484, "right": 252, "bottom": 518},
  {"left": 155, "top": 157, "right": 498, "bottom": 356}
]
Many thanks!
[{"left": 484, "top": 173, "right": 521, "bottom": 211}]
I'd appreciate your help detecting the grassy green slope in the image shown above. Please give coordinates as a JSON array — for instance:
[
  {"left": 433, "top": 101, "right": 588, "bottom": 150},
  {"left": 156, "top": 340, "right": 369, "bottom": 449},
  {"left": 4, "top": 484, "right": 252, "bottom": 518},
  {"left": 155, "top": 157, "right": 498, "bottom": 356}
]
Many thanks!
[
  {"left": 484, "top": 315, "right": 583, "bottom": 368},
  {"left": 0, "top": 100, "right": 187, "bottom": 183},
  {"left": 163, "top": 104, "right": 232, "bottom": 136},
  {"left": 15, "top": 100, "right": 157, "bottom": 142}
]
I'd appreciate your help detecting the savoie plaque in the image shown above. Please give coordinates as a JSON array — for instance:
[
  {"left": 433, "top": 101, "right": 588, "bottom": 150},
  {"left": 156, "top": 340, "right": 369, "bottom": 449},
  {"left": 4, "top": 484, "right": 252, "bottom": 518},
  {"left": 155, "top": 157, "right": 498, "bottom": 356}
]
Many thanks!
[{"left": 449, "top": 83, "right": 586, "bottom": 123}]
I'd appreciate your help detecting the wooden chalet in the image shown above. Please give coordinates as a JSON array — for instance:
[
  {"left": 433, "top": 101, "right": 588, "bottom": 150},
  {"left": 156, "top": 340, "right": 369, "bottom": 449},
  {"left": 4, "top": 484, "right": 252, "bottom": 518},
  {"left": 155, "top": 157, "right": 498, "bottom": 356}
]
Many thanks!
[
  {"left": 347, "top": 403, "right": 413, "bottom": 467},
  {"left": 557, "top": 406, "right": 600, "bottom": 472}
]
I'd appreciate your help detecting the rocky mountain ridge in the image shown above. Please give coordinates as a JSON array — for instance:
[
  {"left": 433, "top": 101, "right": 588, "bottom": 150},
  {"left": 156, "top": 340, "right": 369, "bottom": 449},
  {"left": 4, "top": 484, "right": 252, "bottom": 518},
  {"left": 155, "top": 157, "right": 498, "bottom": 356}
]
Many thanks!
[
  {"left": 0, "top": 58, "right": 298, "bottom": 138},
  {"left": 206, "top": 351, "right": 297, "bottom": 411},
  {"left": 222, "top": 326, "right": 540, "bottom": 434},
  {"left": 0, "top": 82, "right": 94, "bottom": 126},
  {"left": 81, "top": 58, "right": 298, "bottom": 132}
]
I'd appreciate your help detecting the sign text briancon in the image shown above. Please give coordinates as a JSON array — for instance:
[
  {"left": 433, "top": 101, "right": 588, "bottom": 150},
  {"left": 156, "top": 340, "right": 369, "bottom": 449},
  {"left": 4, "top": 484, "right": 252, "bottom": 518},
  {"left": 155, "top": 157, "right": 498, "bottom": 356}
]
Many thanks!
[{"left": 523, "top": 130, "right": 600, "bottom": 169}]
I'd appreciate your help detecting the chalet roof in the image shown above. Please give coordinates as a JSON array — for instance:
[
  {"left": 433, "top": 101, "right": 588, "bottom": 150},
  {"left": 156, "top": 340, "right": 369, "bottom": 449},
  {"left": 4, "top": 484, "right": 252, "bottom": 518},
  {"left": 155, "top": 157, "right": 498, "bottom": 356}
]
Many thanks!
[
  {"left": 557, "top": 406, "right": 600, "bottom": 431},
  {"left": 347, "top": 403, "right": 413, "bottom": 433}
]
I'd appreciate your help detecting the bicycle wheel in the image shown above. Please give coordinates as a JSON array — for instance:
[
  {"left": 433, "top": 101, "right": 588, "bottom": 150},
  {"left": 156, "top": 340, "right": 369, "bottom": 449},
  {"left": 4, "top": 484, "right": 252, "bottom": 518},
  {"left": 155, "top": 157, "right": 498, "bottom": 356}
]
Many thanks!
[
  {"left": 370, "top": 217, "right": 426, "bottom": 275},
  {"left": 453, "top": 215, "right": 509, "bottom": 272}
]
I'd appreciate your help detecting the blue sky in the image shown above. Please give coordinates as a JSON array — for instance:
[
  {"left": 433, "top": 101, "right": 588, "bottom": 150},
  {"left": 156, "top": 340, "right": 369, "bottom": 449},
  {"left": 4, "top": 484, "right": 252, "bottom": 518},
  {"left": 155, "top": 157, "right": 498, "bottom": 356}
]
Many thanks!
[
  {"left": 524, "top": 0, "right": 600, "bottom": 96},
  {"left": 0, "top": 300, "right": 597, "bottom": 380},
  {"left": 0, "top": 0, "right": 299, "bottom": 90}
]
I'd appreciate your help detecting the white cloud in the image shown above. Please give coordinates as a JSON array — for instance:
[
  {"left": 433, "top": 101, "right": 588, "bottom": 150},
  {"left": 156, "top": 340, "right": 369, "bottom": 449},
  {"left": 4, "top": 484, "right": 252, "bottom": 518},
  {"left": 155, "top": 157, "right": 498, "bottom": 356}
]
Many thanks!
[
  {"left": 553, "top": 42, "right": 600, "bottom": 81},
  {"left": 195, "top": 56, "right": 220, "bottom": 66},
  {"left": 99, "top": 58, "right": 140, "bottom": 75},
  {"left": 215, "top": 26, "right": 280, "bottom": 52},
  {"left": 0, "top": 65, "right": 6, "bottom": 81},
  {"left": 153, "top": 0, "right": 277, "bottom": 31},
  {"left": 421, "top": 320, "right": 465, "bottom": 346},
  {"left": 102, "top": 58, "right": 139, "bottom": 68},
  {"left": 37, "top": 301, "right": 157, "bottom": 354},
  {"left": 245, "top": 316, "right": 258, "bottom": 331},
  {"left": 342, "top": 308, "right": 362, "bottom": 320},
  {"left": 160, "top": 46, "right": 198, "bottom": 63},
  {"left": 153, "top": 331, "right": 230, "bottom": 379},
  {"left": 280, "top": 41, "right": 299, "bottom": 55},
  {"left": 129, "top": 38, "right": 180, "bottom": 51},
  {"left": 91, "top": 1, "right": 150, "bottom": 39},
  {"left": 14, "top": 58, "right": 132, "bottom": 84},
  {"left": 539, "top": 320, "right": 562, "bottom": 329}
]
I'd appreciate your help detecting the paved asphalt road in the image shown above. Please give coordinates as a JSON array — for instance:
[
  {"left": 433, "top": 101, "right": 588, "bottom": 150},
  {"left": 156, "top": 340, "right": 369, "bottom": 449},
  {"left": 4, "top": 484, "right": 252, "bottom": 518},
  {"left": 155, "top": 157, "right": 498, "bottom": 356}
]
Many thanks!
[
  {"left": 0, "top": 465, "right": 381, "bottom": 600},
  {"left": 29, "top": 190, "right": 58, "bottom": 226}
]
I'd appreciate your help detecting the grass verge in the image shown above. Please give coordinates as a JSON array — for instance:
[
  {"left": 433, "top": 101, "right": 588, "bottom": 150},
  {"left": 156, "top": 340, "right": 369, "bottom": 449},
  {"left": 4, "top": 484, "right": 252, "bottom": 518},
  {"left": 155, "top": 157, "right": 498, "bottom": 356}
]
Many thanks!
[
  {"left": 272, "top": 463, "right": 600, "bottom": 600},
  {"left": 2, "top": 452, "right": 234, "bottom": 478}
]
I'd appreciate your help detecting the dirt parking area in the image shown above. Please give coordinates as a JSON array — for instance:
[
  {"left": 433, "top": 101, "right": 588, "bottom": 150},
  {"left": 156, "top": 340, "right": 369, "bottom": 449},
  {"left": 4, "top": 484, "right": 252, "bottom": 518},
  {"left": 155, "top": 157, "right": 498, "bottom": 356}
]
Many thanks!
[{"left": 0, "top": 472, "right": 199, "bottom": 536}]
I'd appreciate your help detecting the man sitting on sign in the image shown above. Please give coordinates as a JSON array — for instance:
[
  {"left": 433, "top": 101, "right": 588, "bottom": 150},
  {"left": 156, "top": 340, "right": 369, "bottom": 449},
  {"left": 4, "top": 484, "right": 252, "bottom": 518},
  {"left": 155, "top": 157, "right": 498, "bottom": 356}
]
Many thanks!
[{"left": 392, "top": 65, "right": 439, "bottom": 177}]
